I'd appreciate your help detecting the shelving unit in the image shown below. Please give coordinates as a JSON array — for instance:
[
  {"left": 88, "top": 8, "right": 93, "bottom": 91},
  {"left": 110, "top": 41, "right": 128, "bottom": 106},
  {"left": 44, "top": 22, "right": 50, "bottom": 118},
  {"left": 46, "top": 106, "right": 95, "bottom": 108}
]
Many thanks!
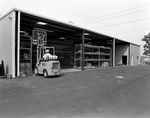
[
  {"left": 74, "top": 44, "right": 111, "bottom": 69},
  {"left": 56, "top": 47, "right": 74, "bottom": 68},
  {"left": 20, "top": 35, "right": 32, "bottom": 75}
]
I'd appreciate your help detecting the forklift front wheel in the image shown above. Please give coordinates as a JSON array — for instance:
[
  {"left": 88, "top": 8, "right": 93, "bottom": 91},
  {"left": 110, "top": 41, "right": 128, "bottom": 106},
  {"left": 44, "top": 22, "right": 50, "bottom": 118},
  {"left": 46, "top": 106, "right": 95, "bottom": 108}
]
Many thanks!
[
  {"left": 43, "top": 70, "right": 48, "bottom": 78},
  {"left": 34, "top": 67, "right": 39, "bottom": 75}
]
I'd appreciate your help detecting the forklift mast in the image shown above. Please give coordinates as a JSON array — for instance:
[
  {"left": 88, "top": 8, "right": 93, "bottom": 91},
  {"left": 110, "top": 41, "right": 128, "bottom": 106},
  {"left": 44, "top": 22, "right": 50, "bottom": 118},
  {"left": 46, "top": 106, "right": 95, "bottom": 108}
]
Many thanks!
[{"left": 36, "top": 46, "right": 55, "bottom": 62}]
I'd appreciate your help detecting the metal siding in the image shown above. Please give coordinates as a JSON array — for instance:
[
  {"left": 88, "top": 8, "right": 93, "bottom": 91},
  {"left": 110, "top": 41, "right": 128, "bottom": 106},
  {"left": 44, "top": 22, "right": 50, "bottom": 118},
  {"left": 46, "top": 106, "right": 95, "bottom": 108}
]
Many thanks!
[
  {"left": 115, "top": 45, "right": 129, "bottom": 65},
  {"left": 130, "top": 44, "right": 140, "bottom": 65},
  {"left": 0, "top": 11, "right": 15, "bottom": 76}
]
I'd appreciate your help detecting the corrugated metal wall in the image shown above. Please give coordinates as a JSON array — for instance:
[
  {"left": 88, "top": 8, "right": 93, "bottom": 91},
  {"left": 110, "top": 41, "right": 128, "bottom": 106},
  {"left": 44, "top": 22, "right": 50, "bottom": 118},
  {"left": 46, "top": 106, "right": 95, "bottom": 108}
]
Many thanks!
[{"left": 0, "top": 11, "right": 16, "bottom": 77}]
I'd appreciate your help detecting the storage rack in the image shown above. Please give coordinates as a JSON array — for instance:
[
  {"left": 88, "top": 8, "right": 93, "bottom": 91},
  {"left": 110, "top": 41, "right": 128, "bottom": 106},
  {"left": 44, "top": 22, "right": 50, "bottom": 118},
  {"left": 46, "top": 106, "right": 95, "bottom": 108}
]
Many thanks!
[
  {"left": 20, "top": 35, "right": 32, "bottom": 75},
  {"left": 74, "top": 44, "right": 111, "bottom": 69},
  {"left": 56, "top": 47, "right": 74, "bottom": 68}
]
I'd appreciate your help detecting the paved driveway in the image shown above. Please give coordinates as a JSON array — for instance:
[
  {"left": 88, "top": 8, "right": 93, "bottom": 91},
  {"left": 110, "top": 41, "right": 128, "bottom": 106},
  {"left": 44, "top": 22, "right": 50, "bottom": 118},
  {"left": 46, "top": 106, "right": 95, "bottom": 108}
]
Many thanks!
[{"left": 0, "top": 64, "right": 150, "bottom": 118}]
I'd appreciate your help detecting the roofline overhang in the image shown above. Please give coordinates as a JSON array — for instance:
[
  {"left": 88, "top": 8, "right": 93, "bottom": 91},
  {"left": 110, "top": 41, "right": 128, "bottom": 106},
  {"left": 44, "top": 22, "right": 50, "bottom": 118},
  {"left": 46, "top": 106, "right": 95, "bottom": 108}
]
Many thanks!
[{"left": 0, "top": 7, "right": 140, "bottom": 47}]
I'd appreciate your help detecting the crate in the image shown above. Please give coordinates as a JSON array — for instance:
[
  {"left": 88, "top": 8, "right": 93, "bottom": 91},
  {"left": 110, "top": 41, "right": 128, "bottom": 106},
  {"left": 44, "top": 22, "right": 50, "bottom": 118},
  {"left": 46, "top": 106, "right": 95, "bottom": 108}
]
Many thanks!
[{"left": 20, "top": 63, "right": 32, "bottom": 75}]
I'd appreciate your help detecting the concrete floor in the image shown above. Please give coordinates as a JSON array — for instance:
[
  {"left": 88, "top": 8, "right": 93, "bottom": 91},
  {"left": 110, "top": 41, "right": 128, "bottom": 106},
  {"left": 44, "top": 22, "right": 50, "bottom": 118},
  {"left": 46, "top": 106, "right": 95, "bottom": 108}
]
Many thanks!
[
  {"left": 0, "top": 64, "right": 150, "bottom": 118},
  {"left": 61, "top": 68, "right": 81, "bottom": 73}
]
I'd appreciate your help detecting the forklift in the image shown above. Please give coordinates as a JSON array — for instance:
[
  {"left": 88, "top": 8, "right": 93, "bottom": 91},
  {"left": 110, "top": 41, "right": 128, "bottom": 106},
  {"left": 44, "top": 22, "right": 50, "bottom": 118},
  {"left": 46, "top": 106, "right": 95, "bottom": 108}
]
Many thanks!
[{"left": 34, "top": 46, "right": 60, "bottom": 77}]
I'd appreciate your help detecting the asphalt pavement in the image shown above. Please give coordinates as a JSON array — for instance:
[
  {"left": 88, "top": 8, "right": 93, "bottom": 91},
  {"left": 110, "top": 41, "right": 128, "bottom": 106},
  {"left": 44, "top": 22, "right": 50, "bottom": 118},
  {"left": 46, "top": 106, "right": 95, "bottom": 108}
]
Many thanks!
[{"left": 0, "top": 64, "right": 150, "bottom": 118}]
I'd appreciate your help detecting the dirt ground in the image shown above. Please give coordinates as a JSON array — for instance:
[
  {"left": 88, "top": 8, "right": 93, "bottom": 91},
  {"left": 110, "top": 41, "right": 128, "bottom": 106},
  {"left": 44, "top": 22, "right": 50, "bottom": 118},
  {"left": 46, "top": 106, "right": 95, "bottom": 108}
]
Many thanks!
[{"left": 1, "top": 64, "right": 150, "bottom": 118}]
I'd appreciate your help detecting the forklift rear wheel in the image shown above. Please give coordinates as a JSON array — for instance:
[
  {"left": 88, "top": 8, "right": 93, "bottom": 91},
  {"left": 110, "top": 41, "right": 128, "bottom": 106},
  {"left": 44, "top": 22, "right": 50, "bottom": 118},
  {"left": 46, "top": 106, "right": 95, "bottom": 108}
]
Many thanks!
[
  {"left": 34, "top": 67, "right": 39, "bottom": 75},
  {"left": 43, "top": 70, "right": 48, "bottom": 78}
]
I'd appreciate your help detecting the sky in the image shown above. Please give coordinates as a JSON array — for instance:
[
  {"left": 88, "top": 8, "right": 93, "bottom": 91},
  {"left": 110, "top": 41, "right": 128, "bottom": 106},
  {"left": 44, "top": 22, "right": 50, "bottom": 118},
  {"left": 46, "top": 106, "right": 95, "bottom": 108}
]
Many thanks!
[{"left": 0, "top": 0, "right": 150, "bottom": 55}]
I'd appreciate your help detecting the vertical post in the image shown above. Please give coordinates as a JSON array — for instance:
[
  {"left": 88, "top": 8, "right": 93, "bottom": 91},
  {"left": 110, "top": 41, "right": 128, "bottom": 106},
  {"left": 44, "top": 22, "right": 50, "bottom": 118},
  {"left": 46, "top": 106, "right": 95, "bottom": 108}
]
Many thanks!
[
  {"left": 129, "top": 44, "right": 131, "bottom": 65},
  {"left": 81, "top": 30, "right": 85, "bottom": 70},
  {"left": 17, "top": 11, "right": 20, "bottom": 76},
  {"left": 98, "top": 47, "right": 100, "bottom": 67},
  {"left": 12, "top": 11, "right": 16, "bottom": 78},
  {"left": 113, "top": 38, "right": 115, "bottom": 67},
  {"left": 30, "top": 36, "right": 32, "bottom": 74}
]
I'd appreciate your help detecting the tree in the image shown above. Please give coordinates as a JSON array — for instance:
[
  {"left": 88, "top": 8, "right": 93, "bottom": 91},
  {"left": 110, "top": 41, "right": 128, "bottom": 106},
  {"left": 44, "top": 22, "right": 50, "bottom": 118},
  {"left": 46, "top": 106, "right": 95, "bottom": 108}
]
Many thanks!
[{"left": 142, "top": 33, "right": 150, "bottom": 56}]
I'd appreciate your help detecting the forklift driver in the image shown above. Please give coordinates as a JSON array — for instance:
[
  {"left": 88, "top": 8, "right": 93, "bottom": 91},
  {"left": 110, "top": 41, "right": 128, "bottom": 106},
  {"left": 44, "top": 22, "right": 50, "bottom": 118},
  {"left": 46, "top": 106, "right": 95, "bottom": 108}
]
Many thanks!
[{"left": 43, "top": 50, "right": 52, "bottom": 61}]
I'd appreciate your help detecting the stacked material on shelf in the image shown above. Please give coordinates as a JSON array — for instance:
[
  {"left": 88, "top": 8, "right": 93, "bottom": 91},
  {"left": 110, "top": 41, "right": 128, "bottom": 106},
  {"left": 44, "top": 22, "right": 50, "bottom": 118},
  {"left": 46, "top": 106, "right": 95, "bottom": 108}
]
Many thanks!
[
  {"left": 85, "top": 63, "right": 95, "bottom": 69},
  {"left": 20, "top": 63, "right": 32, "bottom": 75},
  {"left": 101, "top": 62, "right": 109, "bottom": 68}
]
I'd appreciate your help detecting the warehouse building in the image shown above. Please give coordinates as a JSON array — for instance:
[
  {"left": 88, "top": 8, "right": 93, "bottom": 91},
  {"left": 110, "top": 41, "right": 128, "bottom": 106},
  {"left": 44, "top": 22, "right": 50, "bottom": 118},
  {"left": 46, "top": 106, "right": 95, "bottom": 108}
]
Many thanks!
[{"left": 0, "top": 8, "right": 140, "bottom": 78}]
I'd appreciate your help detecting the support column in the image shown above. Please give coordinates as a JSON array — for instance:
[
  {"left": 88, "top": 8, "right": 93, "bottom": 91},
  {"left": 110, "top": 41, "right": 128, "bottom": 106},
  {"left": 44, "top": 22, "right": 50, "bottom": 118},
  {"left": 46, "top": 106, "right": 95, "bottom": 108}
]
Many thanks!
[
  {"left": 81, "top": 30, "right": 85, "bottom": 70},
  {"left": 12, "top": 11, "right": 16, "bottom": 78},
  {"left": 113, "top": 38, "right": 116, "bottom": 67},
  {"left": 17, "top": 11, "right": 20, "bottom": 76},
  {"left": 129, "top": 44, "right": 131, "bottom": 65}
]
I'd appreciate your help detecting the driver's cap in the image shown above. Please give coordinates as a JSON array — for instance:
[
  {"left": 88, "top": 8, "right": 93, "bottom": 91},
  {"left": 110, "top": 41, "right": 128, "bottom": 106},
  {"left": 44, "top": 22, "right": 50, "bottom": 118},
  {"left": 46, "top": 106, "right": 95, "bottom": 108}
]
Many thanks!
[{"left": 46, "top": 50, "right": 49, "bottom": 53}]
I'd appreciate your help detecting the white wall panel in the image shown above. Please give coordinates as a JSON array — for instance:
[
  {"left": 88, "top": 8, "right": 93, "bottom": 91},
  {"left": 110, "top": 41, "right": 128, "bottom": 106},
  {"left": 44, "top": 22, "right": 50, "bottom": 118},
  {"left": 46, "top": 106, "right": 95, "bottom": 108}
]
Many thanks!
[
  {"left": 115, "top": 45, "right": 129, "bottom": 65},
  {"left": 130, "top": 44, "right": 140, "bottom": 65},
  {"left": 0, "top": 11, "right": 15, "bottom": 77}
]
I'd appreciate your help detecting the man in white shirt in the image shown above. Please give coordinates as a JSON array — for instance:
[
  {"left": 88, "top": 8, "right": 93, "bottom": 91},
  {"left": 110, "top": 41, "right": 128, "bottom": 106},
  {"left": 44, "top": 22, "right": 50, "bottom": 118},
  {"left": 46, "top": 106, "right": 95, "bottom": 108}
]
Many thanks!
[{"left": 43, "top": 50, "right": 52, "bottom": 60}]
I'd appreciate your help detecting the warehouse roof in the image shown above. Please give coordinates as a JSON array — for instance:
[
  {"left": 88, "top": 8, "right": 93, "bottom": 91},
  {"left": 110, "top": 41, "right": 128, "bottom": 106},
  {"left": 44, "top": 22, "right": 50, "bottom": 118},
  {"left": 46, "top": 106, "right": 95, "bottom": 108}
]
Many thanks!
[{"left": 0, "top": 8, "right": 140, "bottom": 46}]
